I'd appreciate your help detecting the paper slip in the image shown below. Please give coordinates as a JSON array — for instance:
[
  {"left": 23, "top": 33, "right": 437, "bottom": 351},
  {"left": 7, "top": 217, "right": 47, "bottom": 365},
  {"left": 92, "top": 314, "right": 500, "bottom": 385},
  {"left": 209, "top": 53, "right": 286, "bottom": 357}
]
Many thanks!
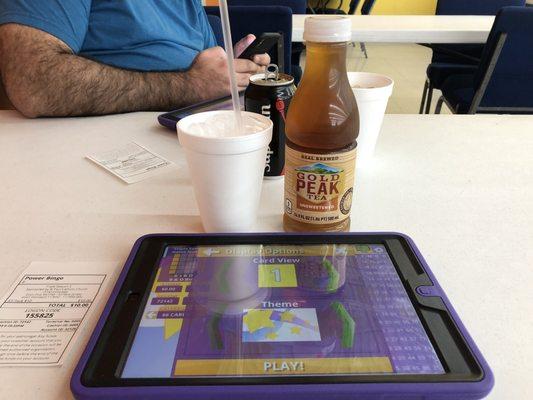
[
  {"left": 0, "top": 262, "right": 118, "bottom": 366},
  {"left": 87, "top": 142, "right": 175, "bottom": 184}
]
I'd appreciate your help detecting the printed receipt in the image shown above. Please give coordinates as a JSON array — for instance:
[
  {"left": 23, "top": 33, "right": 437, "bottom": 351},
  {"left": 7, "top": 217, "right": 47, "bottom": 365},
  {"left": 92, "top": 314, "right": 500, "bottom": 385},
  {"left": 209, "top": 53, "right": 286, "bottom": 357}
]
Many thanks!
[
  {"left": 87, "top": 142, "right": 175, "bottom": 184},
  {"left": 0, "top": 262, "right": 117, "bottom": 366}
]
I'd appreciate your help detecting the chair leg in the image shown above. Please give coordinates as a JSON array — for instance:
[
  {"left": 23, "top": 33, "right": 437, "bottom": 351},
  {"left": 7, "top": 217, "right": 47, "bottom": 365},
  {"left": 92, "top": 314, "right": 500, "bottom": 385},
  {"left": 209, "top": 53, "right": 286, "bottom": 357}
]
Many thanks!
[
  {"left": 424, "top": 83, "right": 434, "bottom": 114},
  {"left": 360, "top": 42, "right": 368, "bottom": 58},
  {"left": 419, "top": 80, "right": 429, "bottom": 114},
  {"left": 435, "top": 96, "right": 445, "bottom": 114}
]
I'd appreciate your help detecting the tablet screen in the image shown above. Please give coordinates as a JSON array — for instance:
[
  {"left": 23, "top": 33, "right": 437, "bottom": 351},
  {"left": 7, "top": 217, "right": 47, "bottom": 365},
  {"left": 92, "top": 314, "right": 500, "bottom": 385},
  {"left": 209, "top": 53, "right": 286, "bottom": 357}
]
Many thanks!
[{"left": 121, "top": 244, "right": 444, "bottom": 378}]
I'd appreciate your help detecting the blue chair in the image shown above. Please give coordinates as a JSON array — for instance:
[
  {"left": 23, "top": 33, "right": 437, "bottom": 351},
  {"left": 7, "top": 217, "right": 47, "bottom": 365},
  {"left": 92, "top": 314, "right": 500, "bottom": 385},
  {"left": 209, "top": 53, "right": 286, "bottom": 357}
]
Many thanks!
[
  {"left": 309, "top": 0, "right": 361, "bottom": 14},
  {"left": 206, "top": 14, "right": 224, "bottom": 47},
  {"left": 228, "top": 0, "right": 306, "bottom": 83},
  {"left": 358, "top": 0, "right": 377, "bottom": 58},
  {"left": 308, "top": 0, "right": 348, "bottom": 14},
  {"left": 361, "top": 0, "right": 376, "bottom": 15},
  {"left": 309, "top": 0, "right": 372, "bottom": 57},
  {"left": 228, "top": 0, "right": 305, "bottom": 13},
  {"left": 435, "top": 6, "right": 533, "bottom": 114},
  {"left": 205, "top": 6, "right": 293, "bottom": 78},
  {"left": 349, "top": 0, "right": 362, "bottom": 15},
  {"left": 419, "top": 0, "right": 525, "bottom": 114}
]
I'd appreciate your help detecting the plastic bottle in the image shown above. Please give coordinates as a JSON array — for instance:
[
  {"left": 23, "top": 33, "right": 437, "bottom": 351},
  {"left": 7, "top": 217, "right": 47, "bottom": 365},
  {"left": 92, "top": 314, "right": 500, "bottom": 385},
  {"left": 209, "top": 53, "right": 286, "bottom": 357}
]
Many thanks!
[{"left": 283, "top": 16, "right": 359, "bottom": 232}]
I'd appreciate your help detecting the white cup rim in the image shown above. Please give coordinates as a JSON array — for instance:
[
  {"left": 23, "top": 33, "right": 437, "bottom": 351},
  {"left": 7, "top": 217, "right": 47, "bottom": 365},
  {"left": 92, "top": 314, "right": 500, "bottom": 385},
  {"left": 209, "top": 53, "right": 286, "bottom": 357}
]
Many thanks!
[
  {"left": 347, "top": 72, "right": 394, "bottom": 90},
  {"left": 177, "top": 110, "right": 273, "bottom": 155},
  {"left": 177, "top": 110, "right": 272, "bottom": 141}
]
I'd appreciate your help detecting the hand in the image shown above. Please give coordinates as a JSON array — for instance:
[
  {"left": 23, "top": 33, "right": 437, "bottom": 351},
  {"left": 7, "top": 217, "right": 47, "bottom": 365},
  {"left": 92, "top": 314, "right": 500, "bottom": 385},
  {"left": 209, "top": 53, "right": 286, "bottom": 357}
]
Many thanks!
[
  {"left": 187, "top": 42, "right": 271, "bottom": 102},
  {"left": 234, "top": 34, "right": 271, "bottom": 67},
  {"left": 186, "top": 46, "right": 232, "bottom": 101},
  {"left": 233, "top": 35, "right": 271, "bottom": 90}
]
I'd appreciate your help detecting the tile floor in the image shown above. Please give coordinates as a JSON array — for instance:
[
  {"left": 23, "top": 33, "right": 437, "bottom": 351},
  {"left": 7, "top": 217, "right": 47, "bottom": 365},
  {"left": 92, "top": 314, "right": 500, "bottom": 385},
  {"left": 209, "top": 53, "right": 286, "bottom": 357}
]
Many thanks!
[{"left": 301, "top": 43, "right": 452, "bottom": 114}]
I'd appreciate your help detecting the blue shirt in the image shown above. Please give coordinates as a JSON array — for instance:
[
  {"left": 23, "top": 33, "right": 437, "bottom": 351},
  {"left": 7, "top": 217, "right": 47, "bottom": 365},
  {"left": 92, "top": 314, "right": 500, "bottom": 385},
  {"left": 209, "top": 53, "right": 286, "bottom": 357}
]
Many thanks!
[{"left": 0, "top": 0, "right": 217, "bottom": 71}]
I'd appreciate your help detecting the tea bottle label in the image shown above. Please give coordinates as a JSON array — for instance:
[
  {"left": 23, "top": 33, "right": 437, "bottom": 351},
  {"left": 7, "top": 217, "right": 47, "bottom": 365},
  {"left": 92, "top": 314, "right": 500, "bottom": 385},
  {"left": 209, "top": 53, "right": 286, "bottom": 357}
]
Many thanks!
[{"left": 284, "top": 146, "right": 356, "bottom": 225}]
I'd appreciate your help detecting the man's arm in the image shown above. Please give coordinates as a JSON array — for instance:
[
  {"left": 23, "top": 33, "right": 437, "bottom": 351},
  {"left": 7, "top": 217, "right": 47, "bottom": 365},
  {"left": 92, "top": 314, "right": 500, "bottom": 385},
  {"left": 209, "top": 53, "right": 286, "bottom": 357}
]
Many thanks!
[{"left": 0, "top": 24, "right": 264, "bottom": 118}]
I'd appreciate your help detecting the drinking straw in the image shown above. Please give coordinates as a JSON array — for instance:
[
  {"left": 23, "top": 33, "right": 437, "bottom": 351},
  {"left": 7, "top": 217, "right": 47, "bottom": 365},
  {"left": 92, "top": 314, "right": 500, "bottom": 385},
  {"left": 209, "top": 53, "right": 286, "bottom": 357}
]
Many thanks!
[{"left": 218, "top": 0, "right": 243, "bottom": 134}]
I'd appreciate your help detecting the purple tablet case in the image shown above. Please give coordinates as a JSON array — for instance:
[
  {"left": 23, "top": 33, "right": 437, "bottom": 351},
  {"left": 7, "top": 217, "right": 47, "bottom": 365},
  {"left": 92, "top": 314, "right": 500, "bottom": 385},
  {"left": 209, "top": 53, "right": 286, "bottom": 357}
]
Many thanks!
[
  {"left": 157, "top": 93, "right": 245, "bottom": 131},
  {"left": 157, "top": 113, "right": 178, "bottom": 131},
  {"left": 71, "top": 233, "right": 494, "bottom": 400}
]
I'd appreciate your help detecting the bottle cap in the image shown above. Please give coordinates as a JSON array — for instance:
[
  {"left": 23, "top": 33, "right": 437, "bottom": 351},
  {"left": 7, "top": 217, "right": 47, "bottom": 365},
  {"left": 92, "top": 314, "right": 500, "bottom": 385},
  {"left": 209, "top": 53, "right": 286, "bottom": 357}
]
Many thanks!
[{"left": 303, "top": 16, "right": 352, "bottom": 43}]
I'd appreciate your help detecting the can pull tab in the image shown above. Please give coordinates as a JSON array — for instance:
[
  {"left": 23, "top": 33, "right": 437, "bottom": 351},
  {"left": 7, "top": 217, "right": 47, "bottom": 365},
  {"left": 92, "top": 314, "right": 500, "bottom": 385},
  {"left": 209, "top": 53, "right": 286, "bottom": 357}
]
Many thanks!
[
  {"left": 264, "top": 64, "right": 287, "bottom": 122},
  {"left": 264, "top": 64, "right": 279, "bottom": 81}
]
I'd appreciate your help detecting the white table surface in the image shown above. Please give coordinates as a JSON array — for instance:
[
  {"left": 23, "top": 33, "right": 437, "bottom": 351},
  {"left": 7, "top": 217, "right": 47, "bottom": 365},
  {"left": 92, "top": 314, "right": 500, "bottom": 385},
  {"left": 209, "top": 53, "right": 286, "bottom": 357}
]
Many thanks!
[
  {"left": 292, "top": 15, "right": 494, "bottom": 43},
  {"left": 0, "top": 110, "right": 532, "bottom": 399}
]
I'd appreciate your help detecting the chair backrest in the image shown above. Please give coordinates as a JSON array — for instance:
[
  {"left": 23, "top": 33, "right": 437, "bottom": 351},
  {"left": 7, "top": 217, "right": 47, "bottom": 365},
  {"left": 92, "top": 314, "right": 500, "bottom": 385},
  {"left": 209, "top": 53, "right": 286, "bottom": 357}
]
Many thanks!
[
  {"left": 348, "top": 0, "right": 361, "bottom": 15},
  {"left": 204, "top": 6, "right": 292, "bottom": 74},
  {"left": 472, "top": 6, "right": 533, "bottom": 111},
  {"left": 436, "top": 0, "right": 525, "bottom": 16},
  {"left": 206, "top": 14, "right": 224, "bottom": 47},
  {"left": 432, "top": 0, "right": 525, "bottom": 64},
  {"left": 361, "top": 0, "right": 376, "bottom": 15},
  {"left": 228, "top": 0, "right": 306, "bottom": 14}
]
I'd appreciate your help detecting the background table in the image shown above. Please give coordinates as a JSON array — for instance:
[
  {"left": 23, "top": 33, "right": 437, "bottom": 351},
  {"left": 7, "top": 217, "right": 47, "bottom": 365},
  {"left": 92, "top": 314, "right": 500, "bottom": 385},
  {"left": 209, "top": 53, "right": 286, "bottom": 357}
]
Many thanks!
[
  {"left": 0, "top": 111, "right": 532, "bottom": 399},
  {"left": 292, "top": 15, "right": 494, "bottom": 43}
]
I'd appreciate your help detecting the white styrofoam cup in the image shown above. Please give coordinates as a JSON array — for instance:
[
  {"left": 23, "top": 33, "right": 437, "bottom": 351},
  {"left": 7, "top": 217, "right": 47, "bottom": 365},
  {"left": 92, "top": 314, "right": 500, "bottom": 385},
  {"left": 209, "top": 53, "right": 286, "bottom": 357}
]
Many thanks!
[
  {"left": 177, "top": 111, "right": 272, "bottom": 233},
  {"left": 348, "top": 72, "right": 394, "bottom": 167}
]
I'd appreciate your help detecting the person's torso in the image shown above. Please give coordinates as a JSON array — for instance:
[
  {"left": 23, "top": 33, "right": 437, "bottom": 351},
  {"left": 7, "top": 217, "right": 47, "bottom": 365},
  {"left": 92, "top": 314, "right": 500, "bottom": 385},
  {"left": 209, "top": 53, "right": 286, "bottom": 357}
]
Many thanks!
[{"left": 80, "top": 0, "right": 213, "bottom": 71}]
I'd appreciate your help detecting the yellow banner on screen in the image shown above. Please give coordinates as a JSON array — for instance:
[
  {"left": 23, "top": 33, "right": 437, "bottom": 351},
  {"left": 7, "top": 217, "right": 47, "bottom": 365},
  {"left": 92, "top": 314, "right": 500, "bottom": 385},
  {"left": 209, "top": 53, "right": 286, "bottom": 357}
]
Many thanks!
[
  {"left": 174, "top": 357, "right": 393, "bottom": 376},
  {"left": 196, "top": 245, "right": 375, "bottom": 258}
]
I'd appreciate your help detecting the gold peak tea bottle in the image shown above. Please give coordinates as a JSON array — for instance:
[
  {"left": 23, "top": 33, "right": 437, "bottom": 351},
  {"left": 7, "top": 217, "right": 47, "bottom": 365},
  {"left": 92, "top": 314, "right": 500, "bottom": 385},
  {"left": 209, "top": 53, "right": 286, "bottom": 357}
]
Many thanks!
[{"left": 283, "top": 16, "right": 359, "bottom": 232}]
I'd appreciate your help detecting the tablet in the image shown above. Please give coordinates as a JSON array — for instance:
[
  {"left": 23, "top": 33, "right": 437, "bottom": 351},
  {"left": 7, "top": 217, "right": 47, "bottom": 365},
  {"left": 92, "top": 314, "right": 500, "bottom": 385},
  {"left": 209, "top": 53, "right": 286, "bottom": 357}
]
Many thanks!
[
  {"left": 71, "top": 233, "right": 493, "bottom": 400},
  {"left": 157, "top": 92, "right": 245, "bottom": 131}
]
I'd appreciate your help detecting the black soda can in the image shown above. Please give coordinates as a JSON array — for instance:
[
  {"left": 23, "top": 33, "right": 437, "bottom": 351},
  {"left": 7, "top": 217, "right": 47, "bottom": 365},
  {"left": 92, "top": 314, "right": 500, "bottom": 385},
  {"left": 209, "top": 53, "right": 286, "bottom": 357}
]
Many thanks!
[{"left": 245, "top": 65, "right": 296, "bottom": 178}]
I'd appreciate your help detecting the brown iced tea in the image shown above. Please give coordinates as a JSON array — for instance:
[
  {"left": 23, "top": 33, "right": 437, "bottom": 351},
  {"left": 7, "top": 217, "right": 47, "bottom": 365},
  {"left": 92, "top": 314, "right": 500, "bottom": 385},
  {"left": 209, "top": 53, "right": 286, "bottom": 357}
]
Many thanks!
[{"left": 283, "top": 26, "right": 359, "bottom": 232}]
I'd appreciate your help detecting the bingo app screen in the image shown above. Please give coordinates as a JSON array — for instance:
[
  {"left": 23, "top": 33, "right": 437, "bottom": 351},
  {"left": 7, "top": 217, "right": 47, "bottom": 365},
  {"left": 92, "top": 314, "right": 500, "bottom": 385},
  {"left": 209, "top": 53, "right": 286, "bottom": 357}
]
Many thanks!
[{"left": 122, "top": 244, "right": 444, "bottom": 378}]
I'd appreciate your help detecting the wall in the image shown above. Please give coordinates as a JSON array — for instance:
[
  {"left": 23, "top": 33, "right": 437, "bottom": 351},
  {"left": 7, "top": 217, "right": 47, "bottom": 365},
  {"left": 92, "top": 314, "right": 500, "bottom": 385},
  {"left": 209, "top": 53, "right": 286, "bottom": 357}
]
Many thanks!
[
  {"left": 370, "top": 0, "right": 437, "bottom": 15},
  {"left": 288, "top": 0, "right": 436, "bottom": 15}
]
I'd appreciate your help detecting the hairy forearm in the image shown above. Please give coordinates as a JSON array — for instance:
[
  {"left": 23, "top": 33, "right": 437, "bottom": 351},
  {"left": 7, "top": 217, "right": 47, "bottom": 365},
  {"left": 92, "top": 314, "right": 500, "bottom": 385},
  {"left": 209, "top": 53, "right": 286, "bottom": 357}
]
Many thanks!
[
  {"left": 23, "top": 53, "right": 194, "bottom": 116},
  {"left": 0, "top": 24, "right": 204, "bottom": 117}
]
